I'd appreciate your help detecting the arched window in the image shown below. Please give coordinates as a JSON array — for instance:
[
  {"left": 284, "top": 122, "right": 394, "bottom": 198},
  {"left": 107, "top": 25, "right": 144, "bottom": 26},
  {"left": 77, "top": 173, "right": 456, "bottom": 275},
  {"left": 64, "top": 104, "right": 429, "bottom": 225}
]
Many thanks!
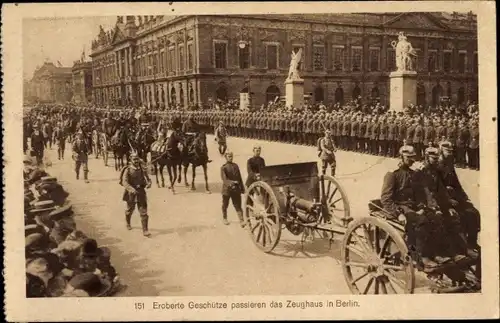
[
  {"left": 335, "top": 87, "right": 344, "bottom": 105},
  {"left": 189, "top": 87, "right": 194, "bottom": 103},
  {"left": 432, "top": 84, "right": 443, "bottom": 107},
  {"left": 170, "top": 87, "right": 177, "bottom": 106},
  {"left": 216, "top": 85, "right": 228, "bottom": 102},
  {"left": 352, "top": 85, "right": 361, "bottom": 101},
  {"left": 314, "top": 87, "right": 324, "bottom": 103},
  {"left": 457, "top": 87, "right": 465, "bottom": 106},
  {"left": 179, "top": 85, "right": 185, "bottom": 107},
  {"left": 417, "top": 83, "right": 426, "bottom": 107},
  {"left": 265, "top": 85, "right": 280, "bottom": 104}
]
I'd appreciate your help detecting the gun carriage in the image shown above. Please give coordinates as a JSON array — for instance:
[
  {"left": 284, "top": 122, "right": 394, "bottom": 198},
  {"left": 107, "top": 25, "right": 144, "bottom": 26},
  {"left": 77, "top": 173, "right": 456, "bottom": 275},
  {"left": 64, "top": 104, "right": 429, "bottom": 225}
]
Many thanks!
[{"left": 243, "top": 161, "right": 481, "bottom": 295}]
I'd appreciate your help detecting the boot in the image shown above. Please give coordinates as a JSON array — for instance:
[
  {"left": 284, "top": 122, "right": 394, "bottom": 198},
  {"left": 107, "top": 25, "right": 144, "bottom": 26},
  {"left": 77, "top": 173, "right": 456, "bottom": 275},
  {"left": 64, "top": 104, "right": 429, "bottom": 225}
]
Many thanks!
[
  {"left": 141, "top": 217, "right": 151, "bottom": 237},
  {"left": 222, "top": 210, "right": 229, "bottom": 225},
  {"left": 331, "top": 168, "right": 336, "bottom": 177},
  {"left": 125, "top": 214, "right": 132, "bottom": 230},
  {"left": 84, "top": 171, "right": 89, "bottom": 183},
  {"left": 237, "top": 211, "right": 246, "bottom": 228},
  {"left": 76, "top": 170, "right": 79, "bottom": 180}
]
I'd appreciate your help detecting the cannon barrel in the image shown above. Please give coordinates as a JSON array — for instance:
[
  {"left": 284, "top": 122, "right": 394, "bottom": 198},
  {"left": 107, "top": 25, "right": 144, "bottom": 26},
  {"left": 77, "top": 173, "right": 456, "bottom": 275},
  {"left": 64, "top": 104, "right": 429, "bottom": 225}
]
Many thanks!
[{"left": 290, "top": 196, "right": 316, "bottom": 213}]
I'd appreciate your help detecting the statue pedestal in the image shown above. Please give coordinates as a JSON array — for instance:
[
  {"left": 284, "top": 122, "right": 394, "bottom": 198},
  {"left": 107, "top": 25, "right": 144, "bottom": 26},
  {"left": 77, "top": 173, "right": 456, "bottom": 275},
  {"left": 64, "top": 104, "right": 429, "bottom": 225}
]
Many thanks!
[
  {"left": 389, "top": 71, "right": 417, "bottom": 112},
  {"left": 285, "top": 78, "right": 304, "bottom": 109},
  {"left": 239, "top": 92, "right": 250, "bottom": 110}
]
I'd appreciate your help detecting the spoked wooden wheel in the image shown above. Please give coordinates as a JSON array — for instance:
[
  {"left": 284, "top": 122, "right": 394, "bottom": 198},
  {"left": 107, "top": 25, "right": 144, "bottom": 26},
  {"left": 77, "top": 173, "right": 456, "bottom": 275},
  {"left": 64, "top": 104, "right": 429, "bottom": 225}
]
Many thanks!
[
  {"left": 341, "top": 217, "right": 415, "bottom": 294},
  {"left": 243, "top": 181, "right": 282, "bottom": 253},
  {"left": 319, "top": 175, "right": 351, "bottom": 228}
]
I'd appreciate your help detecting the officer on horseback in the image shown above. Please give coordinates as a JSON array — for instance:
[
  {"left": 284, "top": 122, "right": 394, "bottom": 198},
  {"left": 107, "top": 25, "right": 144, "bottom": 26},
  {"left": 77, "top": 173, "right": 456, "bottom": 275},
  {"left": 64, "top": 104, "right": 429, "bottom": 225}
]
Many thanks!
[{"left": 182, "top": 114, "right": 212, "bottom": 163}]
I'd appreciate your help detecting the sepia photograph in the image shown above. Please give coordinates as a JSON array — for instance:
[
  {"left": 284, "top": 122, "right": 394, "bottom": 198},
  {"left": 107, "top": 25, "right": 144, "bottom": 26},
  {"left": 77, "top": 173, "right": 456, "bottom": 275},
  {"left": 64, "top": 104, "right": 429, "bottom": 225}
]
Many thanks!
[{"left": 3, "top": 1, "right": 499, "bottom": 321}]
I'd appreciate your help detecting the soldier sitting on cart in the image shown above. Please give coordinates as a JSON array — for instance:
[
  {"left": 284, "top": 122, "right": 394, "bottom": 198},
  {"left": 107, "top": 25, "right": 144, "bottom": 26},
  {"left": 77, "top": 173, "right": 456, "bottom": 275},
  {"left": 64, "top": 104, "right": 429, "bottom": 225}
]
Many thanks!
[
  {"left": 437, "top": 140, "right": 480, "bottom": 257},
  {"left": 380, "top": 143, "right": 447, "bottom": 271},
  {"left": 416, "top": 146, "right": 468, "bottom": 263}
]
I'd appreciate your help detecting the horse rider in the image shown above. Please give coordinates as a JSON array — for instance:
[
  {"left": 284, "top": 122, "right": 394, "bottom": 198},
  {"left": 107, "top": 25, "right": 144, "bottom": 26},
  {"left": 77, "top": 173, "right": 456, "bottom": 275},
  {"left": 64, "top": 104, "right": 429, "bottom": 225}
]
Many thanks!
[
  {"left": 318, "top": 129, "right": 337, "bottom": 177},
  {"left": 53, "top": 121, "right": 67, "bottom": 160},
  {"left": 245, "top": 145, "right": 266, "bottom": 188},
  {"left": 72, "top": 127, "right": 90, "bottom": 183},
  {"left": 182, "top": 114, "right": 212, "bottom": 163},
  {"left": 214, "top": 120, "right": 228, "bottom": 155},
  {"left": 120, "top": 152, "right": 152, "bottom": 237},
  {"left": 220, "top": 151, "right": 245, "bottom": 227},
  {"left": 380, "top": 143, "right": 442, "bottom": 271}
]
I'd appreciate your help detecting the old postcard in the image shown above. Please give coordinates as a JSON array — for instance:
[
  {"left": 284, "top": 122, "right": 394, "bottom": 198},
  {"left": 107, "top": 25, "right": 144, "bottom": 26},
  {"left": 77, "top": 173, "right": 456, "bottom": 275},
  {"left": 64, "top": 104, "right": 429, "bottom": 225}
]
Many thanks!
[{"left": 3, "top": 1, "right": 499, "bottom": 321}]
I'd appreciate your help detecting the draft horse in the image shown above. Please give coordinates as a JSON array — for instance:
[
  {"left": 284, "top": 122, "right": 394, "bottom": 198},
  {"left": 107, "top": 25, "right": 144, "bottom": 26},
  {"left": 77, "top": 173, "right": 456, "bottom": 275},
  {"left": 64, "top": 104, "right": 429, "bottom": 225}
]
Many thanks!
[
  {"left": 150, "top": 130, "right": 184, "bottom": 194},
  {"left": 181, "top": 132, "right": 210, "bottom": 193},
  {"left": 110, "top": 128, "right": 130, "bottom": 171}
]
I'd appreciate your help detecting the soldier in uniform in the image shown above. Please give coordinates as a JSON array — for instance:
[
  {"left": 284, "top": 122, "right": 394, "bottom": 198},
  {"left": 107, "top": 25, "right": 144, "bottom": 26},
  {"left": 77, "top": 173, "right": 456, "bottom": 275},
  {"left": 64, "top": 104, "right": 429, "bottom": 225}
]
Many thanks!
[
  {"left": 350, "top": 115, "right": 359, "bottom": 152},
  {"left": 380, "top": 144, "right": 441, "bottom": 270},
  {"left": 370, "top": 116, "right": 380, "bottom": 155},
  {"left": 30, "top": 125, "right": 45, "bottom": 166},
  {"left": 418, "top": 146, "right": 467, "bottom": 261},
  {"left": 413, "top": 118, "right": 424, "bottom": 160},
  {"left": 214, "top": 121, "right": 228, "bottom": 155},
  {"left": 423, "top": 118, "right": 436, "bottom": 153},
  {"left": 120, "top": 153, "right": 152, "bottom": 237},
  {"left": 245, "top": 145, "right": 266, "bottom": 187},
  {"left": 435, "top": 118, "right": 447, "bottom": 146},
  {"left": 446, "top": 119, "right": 458, "bottom": 162},
  {"left": 386, "top": 116, "right": 398, "bottom": 158},
  {"left": 72, "top": 128, "right": 90, "bottom": 183},
  {"left": 318, "top": 130, "right": 337, "bottom": 177},
  {"left": 220, "top": 151, "right": 245, "bottom": 227},
  {"left": 455, "top": 119, "right": 469, "bottom": 168},
  {"left": 378, "top": 116, "right": 388, "bottom": 156},
  {"left": 53, "top": 122, "right": 67, "bottom": 160},
  {"left": 437, "top": 141, "right": 480, "bottom": 256},
  {"left": 306, "top": 114, "right": 314, "bottom": 146},
  {"left": 467, "top": 119, "right": 479, "bottom": 170}
]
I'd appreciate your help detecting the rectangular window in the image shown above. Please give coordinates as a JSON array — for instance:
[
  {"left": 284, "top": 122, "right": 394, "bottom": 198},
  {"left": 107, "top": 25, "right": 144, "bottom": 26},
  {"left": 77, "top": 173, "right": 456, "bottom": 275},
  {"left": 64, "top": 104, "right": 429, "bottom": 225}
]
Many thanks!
[
  {"left": 187, "top": 43, "right": 193, "bottom": 70},
  {"left": 332, "top": 46, "right": 344, "bottom": 71},
  {"left": 443, "top": 51, "right": 452, "bottom": 72},
  {"left": 387, "top": 49, "right": 396, "bottom": 71},
  {"left": 266, "top": 44, "right": 278, "bottom": 70},
  {"left": 428, "top": 50, "right": 438, "bottom": 72},
  {"left": 351, "top": 46, "right": 362, "bottom": 72},
  {"left": 179, "top": 46, "right": 184, "bottom": 71},
  {"left": 457, "top": 52, "right": 466, "bottom": 73},
  {"left": 238, "top": 43, "right": 250, "bottom": 69},
  {"left": 169, "top": 48, "right": 175, "bottom": 72},
  {"left": 153, "top": 53, "right": 158, "bottom": 74},
  {"left": 472, "top": 52, "right": 478, "bottom": 73},
  {"left": 369, "top": 47, "right": 380, "bottom": 71},
  {"left": 313, "top": 46, "right": 325, "bottom": 71},
  {"left": 214, "top": 42, "right": 227, "bottom": 69},
  {"left": 415, "top": 49, "right": 424, "bottom": 71}
]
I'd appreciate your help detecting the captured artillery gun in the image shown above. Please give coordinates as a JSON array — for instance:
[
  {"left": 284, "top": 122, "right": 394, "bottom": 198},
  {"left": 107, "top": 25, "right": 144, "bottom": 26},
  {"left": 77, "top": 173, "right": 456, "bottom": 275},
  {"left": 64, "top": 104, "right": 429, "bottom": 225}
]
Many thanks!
[
  {"left": 242, "top": 161, "right": 352, "bottom": 253},
  {"left": 243, "top": 161, "right": 481, "bottom": 295}
]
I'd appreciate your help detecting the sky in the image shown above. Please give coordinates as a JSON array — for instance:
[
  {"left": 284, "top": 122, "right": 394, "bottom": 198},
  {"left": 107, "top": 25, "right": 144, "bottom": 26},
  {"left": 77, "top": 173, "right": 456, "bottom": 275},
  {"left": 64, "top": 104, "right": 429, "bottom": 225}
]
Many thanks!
[{"left": 23, "top": 16, "right": 117, "bottom": 79}]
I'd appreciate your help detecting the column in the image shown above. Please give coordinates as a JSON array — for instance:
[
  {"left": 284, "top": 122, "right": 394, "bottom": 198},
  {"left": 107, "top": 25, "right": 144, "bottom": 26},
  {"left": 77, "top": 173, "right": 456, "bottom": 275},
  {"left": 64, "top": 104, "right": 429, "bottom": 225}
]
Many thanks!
[
  {"left": 129, "top": 47, "right": 134, "bottom": 76},
  {"left": 423, "top": 37, "right": 429, "bottom": 72}
]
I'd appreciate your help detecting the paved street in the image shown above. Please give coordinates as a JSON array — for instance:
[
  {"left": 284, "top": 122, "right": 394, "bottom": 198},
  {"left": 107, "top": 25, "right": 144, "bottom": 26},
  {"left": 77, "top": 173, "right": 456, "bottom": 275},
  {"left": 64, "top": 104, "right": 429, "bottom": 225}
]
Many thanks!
[{"left": 46, "top": 135, "right": 479, "bottom": 296}]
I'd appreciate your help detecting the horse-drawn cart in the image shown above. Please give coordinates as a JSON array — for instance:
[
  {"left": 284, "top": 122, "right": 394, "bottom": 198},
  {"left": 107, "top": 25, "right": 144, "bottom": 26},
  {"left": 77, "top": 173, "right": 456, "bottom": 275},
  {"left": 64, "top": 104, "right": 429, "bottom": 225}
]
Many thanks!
[{"left": 242, "top": 161, "right": 481, "bottom": 295}]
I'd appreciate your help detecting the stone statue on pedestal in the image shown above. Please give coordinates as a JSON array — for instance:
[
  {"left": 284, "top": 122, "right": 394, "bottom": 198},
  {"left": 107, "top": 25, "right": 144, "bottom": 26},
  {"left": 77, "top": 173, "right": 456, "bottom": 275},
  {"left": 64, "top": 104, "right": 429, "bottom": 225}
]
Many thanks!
[
  {"left": 391, "top": 32, "right": 417, "bottom": 72},
  {"left": 287, "top": 48, "right": 303, "bottom": 80}
]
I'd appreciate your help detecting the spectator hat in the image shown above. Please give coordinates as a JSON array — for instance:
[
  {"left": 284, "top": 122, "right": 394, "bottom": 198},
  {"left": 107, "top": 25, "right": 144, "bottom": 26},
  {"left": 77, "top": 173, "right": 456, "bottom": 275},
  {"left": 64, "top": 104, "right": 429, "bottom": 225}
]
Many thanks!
[
  {"left": 64, "top": 272, "right": 112, "bottom": 297},
  {"left": 424, "top": 147, "right": 440, "bottom": 158},
  {"left": 439, "top": 140, "right": 454, "bottom": 153}
]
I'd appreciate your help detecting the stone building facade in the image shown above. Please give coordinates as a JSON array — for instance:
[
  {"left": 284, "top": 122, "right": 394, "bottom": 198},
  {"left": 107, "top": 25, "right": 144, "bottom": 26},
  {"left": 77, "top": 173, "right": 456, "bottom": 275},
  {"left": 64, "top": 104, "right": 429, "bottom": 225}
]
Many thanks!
[
  {"left": 26, "top": 62, "right": 73, "bottom": 104},
  {"left": 72, "top": 61, "right": 93, "bottom": 104},
  {"left": 90, "top": 13, "right": 478, "bottom": 109}
]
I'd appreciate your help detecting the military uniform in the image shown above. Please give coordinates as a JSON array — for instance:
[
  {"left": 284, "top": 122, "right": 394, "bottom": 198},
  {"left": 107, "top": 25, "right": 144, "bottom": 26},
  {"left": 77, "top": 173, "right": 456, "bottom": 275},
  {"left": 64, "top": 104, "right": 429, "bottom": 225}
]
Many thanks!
[
  {"left": 246, "top": 156, "right": 266, "bottom": 187},
  {"left": 121, "top": 162, "right": 152, "bottom": 236},
  {"left": 214, "top": 123, "right": 228, "bottom": 155},
  {"left": 72, "top": 134, "right": 90, "bottom": 182},
  {"left": 413, "top": 122, "right": 424, "bottom": 160},
  {"left": 378, "top": 118, "right": 388, "bottom": 156},
  {"left": 53, "top": 125, "right": 67, "bottom": 160},
  {"left": 370, "top": 118, "right": 380, "bottom": 155},
  {"left": 380, "top": 161, "right": 438, "bottom": 267},
  {"left": 467, "top": 123, "right": 479, "bottom": 170},
  {"left": 220, "top": 160, "right": 245, "bottom": 226},
  {"left": 319, "top": 135, "right": 337, "bottom": 176},
  {"left": 456, "top": 122, "right": 469, "bottom": 168},
  {"left": 387, "top": 119, "right": 397, "bottom": 157}
]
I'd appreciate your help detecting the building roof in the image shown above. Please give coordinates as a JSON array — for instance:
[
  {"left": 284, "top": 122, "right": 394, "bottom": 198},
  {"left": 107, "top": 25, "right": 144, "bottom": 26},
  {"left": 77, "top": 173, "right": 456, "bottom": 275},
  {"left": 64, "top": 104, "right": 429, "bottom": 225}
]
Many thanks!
[{"left": 31, "top": 62, "right": 72, "bottom": 80}]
